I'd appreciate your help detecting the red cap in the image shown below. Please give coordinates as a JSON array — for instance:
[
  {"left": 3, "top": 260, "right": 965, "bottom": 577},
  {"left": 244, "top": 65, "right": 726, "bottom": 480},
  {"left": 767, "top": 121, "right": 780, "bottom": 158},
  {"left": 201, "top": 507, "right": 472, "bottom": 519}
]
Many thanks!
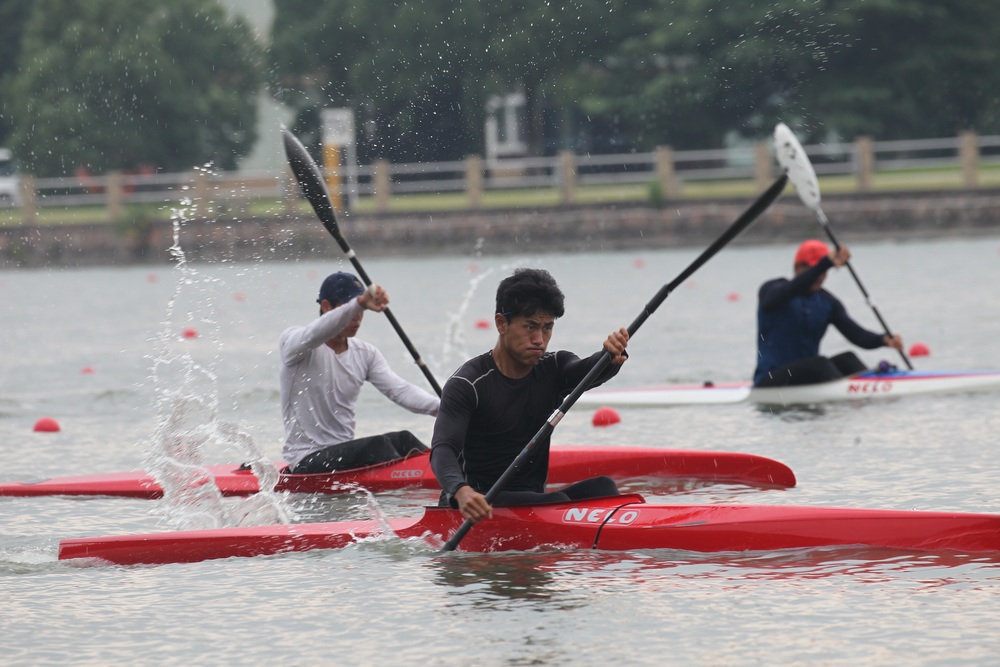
[{"left": 794, "top": 240, "right": 830, "bottom": 267}]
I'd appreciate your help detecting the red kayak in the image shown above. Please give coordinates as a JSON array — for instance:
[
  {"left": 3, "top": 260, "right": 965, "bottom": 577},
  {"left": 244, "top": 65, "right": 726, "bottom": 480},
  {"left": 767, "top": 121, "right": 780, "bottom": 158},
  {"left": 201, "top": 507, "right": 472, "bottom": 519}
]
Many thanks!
[
  {"left": 0, "top": 446, "right": 795, "bottom": 498},
  {"left": 58, "top": 493, "right": 1000, "bottom": 566}
]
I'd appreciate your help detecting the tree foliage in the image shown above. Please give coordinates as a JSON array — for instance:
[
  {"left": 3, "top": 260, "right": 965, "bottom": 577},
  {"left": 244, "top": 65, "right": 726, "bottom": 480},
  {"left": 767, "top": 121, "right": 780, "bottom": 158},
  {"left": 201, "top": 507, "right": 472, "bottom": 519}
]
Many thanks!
[
  {"left": 576, "top": 0, "right": 1000, "bottom": 148},
  {"left": 268, "top": 0, "right": 633, "bottom": 162},
  {"left": 5, "top": 0, "right": 998, "bottom": 173},
  {"left": 0, "top": 0, "right": 33, "bottom": 145},
  {"left": 270, "top": 0, "right": 1000, "bottom": 160},
  {"left": 6, "top": 0, "right": 263, "bottom": 176}
]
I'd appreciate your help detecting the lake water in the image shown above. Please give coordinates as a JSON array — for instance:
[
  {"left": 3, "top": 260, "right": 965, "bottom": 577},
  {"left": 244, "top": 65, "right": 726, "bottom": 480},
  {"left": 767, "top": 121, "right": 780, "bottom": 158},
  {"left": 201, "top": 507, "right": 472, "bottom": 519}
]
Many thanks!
[{"left": 1, "top": 230, "right": 999, "bottom": 665}]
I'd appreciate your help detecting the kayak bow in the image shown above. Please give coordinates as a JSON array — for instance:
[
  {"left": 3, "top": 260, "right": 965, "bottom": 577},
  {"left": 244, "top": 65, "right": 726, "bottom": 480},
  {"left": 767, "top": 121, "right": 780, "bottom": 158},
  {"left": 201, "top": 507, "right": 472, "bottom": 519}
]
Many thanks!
[
  {"left": 0, "top": 445, "right": 796, "bottom": 498},
  {"left": 58, "top": 494, "right": 1000, "bottom": 566}
]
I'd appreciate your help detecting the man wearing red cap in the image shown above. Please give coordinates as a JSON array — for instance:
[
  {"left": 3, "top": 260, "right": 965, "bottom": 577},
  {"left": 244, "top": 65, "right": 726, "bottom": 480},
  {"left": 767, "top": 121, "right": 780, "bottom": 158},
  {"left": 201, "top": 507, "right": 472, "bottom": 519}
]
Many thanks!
[{"left": 753, "top": 240, "right": 904, "bottom": 387}]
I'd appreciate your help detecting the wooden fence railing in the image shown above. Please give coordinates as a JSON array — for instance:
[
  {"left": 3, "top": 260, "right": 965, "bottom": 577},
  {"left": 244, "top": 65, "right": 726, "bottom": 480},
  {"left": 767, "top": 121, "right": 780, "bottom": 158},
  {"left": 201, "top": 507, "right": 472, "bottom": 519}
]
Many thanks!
[{"left": 5, "top": 131, "right": 999, "bottom": 225}]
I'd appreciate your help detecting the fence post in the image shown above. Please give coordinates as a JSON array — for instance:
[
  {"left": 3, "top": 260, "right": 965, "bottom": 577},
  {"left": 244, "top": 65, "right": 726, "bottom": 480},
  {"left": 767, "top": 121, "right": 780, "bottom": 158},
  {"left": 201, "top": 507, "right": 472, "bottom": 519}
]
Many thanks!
[
  {"left": 281, "top": 167, "right": 298, "bottom": 216},
  {"left": 19, "top": 175, "right": 36, "bottom": 225},
  {"left": 373, "top": 159, "right": 392, "bottom": 212},
  {"left": 959, "top": 130, "right": 979, "bottom": 188},
  {"left": 193, "top": 169, "right": 211, "bottom": 215},
  {"left": 559, "top": 150, "right": 576, "bottom": 204},
  {"left": 465, "top": 155, "right": 483, "bottom": 209},
  {"left": 855, "top": 136, "right": 875, "bottom": 192},
  {"left": 106, "top": 170, "right": 124, "bottom": 222},
  {"left": 754, "top": 142, "right": 772, "bottom": 191},
  {"left": 654, "top": 146, "right": 677, "bottom": 198}
]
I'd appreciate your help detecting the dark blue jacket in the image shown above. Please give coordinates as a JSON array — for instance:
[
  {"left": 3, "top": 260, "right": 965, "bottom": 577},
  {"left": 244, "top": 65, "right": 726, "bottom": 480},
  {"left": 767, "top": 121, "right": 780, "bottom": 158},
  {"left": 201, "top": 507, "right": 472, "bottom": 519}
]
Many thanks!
[{"left": 753, "top": 257, "right": 884, "bottom": 385}]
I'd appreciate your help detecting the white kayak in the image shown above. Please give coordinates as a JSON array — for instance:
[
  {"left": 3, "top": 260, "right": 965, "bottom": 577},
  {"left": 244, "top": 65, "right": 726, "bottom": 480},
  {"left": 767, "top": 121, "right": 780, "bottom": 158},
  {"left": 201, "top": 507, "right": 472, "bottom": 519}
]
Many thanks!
[{"left": 578, "top": 369, "right": 1000, "bottom": 408}]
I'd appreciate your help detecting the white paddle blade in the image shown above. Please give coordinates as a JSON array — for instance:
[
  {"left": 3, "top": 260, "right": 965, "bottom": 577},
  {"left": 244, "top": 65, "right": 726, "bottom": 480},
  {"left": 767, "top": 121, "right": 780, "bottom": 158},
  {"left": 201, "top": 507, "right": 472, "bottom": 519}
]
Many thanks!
[{"left": 773, "top": 122, "right": 821, "bottom": 211}]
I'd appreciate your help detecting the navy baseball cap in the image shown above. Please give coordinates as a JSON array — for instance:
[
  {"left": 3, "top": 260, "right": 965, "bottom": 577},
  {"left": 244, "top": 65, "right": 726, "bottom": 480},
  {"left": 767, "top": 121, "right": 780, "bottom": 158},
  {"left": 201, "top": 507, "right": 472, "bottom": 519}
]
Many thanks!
[{"left": 317, "top": 272, "right": 365, "bottom": 305}]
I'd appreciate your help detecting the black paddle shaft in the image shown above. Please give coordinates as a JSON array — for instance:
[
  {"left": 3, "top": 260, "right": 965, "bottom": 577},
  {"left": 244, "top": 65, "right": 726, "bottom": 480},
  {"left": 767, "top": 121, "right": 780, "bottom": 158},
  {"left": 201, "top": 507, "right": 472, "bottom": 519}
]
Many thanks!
[
  {"left": 441, "top": 174, "right": 789, "bottom": 552},
  {"left": 815, "top": 211, "right": 913, "bottom": 370},
  {"left": 282, "top": 128, "right": 443, "bottom": 396}
]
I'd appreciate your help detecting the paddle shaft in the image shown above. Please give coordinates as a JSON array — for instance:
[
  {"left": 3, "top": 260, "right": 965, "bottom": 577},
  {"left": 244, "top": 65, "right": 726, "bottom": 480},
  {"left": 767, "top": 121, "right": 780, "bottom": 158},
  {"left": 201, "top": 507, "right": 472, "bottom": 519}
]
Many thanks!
[
  {"left": 283, "top": 129, "right": 442, "bottom": 396},
  {"left": 442, "top": 174, "right": 789, "bottom": 551},
  {"left": 814, "top": 209, "right": 913, "bottom": 370}
]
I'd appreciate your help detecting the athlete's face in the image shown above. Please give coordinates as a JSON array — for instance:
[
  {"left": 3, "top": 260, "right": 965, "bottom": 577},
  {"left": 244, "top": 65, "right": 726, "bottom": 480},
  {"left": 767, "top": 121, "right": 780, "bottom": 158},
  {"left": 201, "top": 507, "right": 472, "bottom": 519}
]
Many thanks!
[
  {"left": 340, "top": 308, "right": 364, "bottom": 337},
  {"left": 321, "top": 299, "right": 364, "bottom": 338},
  {"left": 497, "top": 311, "right": 556, "bottom": 367}
]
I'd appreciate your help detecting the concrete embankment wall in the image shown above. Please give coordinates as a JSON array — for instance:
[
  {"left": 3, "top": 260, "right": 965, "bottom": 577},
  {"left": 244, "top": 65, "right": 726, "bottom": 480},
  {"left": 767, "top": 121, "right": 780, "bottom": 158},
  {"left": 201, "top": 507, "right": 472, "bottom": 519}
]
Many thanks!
[{"left": 2, "top": 189, "right": 999, "bottom": 269}]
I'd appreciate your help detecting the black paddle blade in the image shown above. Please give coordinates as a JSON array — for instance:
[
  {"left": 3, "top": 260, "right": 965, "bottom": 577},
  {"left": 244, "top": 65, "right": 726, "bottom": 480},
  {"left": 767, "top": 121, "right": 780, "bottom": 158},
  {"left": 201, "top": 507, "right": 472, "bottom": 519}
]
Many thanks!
[{"left": 282, "top": 128, "right": 341, "bottom": 238}]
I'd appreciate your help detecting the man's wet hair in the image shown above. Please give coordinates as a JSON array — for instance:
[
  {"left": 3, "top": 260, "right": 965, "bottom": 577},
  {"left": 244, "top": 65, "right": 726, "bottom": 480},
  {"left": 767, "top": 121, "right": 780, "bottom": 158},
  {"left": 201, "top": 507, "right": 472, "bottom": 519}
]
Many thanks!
[{"left": 495, "top": 268, "right": 565, "bottom": 322}]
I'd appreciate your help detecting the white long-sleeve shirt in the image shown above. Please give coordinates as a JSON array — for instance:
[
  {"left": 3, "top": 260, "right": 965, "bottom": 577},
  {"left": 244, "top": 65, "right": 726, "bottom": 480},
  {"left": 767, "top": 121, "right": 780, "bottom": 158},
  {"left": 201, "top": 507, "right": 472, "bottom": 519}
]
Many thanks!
[{"left": 279, "top": 298, "right": 439, "bottom": 468}]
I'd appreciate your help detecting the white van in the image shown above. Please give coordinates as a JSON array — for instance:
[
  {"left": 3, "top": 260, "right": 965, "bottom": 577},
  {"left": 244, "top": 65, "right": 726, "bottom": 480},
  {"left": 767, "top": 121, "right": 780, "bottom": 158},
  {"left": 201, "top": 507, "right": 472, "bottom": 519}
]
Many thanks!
[{"left": 0, "top": 148, "right": 21, "bottom": 206}]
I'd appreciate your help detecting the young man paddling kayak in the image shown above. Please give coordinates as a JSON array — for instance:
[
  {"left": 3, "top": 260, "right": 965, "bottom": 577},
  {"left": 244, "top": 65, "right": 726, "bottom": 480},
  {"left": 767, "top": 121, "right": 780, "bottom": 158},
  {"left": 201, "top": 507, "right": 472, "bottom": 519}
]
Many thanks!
[
  {"left": 280, "top": 272, "right": 439, "bottom": 474},
  {"left": 431, "top": 268, "right": 629, "bottom": 523},
  {"left": 753, "top": 240, "right": 904, "bottom": 387}
]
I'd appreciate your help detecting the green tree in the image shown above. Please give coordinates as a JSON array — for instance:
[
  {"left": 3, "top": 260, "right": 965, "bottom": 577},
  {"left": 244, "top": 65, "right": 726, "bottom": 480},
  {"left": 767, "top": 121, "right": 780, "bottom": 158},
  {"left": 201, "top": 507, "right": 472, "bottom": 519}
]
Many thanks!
[
  {"left": 480, "top": 1, "right": 638, "bottom": 155},
  {"left": 270, "top": 0, "right": 492, "bottom": 163},
  {"left": 6, "top": 0, "right": 263, "bottom": 176},
  {"left": 804, "top": 0, "right": 1000, "bottom": 140},
  {"left": 585, "top": 0, "right": 1000, "bottom": 148},
  {"left": 270, "top": 0, "right": 1000, "bottom": 161},
  {"left": 0, "top": 0, "right": 33, "bottom": 145},
  {"left": 269, "top": 0, "right": 639, "bottom": 161}
]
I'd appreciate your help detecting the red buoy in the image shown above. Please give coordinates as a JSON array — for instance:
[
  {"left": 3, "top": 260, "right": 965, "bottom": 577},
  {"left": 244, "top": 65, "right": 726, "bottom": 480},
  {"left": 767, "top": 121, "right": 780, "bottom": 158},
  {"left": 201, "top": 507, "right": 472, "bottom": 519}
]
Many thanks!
[
  {"left": 80, "top": 366, "right": 95, "bottom": 374},
  {"left": 33, "top": 417, "right": 61, "bottom": 433},
  {"left": 234, "top": 292, "right": 247, "bottom": 302},
  {"left": 591, "top": 407, "right": 621, "bottom": 427},
  {"left": 909, "top": 342, "right": 931, "bottom": 357},
  {"left": 474, "top": 319, "right": 491, "bottom": 330},
  {"left": 726, "top": 292, "right": 741, "bottom": 302},
  {"left": 633, "top": 258, "right": 645, "bottom": 269},
  {"left": 182, "top": 328, "right": 198, "bottom": 339}
]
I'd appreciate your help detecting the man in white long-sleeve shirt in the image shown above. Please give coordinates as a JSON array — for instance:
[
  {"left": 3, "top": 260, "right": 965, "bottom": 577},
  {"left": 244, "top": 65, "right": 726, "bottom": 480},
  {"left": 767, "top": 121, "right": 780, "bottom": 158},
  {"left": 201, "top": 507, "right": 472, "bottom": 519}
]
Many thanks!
[{"left": 279, "top": 271, "right": 440, "bottom": 473}]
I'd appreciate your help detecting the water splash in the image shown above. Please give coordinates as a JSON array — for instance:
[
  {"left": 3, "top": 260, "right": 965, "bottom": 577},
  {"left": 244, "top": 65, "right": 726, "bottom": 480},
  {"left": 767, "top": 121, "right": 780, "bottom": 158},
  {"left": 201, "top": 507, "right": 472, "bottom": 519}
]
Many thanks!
[
  {"left": 141, "top": 183, "right": 293, "bottom": 530},
  {"left": 439, "top": 257, "right": 525, "bottom": 370}
]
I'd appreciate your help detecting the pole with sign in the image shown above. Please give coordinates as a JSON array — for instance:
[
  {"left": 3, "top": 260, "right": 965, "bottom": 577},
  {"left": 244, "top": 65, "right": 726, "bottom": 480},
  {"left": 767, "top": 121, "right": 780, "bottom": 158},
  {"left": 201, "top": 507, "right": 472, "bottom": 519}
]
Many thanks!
[{"left": 320, "top": 108, "right": 357, "bottom": 212}]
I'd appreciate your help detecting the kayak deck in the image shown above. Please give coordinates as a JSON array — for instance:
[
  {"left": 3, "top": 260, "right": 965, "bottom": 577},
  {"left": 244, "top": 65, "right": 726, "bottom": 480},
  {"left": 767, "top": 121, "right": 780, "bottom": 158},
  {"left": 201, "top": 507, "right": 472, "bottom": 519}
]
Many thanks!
[
  {"left": 0, "top": 445, "right": 796, "bottom": 498},
  {"left": 578, "top": 369, "right": 1000, "bottom": 407},
  {"left": 58, "top": 494, "right": 1000, "bottom": 566}
]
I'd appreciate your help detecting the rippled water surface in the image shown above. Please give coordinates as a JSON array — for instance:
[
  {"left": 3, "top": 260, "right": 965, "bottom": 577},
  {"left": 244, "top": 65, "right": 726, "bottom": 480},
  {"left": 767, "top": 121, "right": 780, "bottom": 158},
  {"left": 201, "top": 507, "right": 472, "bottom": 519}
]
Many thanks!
[{"left": 2, "top": 234, "right": 999, "bottom": 665}]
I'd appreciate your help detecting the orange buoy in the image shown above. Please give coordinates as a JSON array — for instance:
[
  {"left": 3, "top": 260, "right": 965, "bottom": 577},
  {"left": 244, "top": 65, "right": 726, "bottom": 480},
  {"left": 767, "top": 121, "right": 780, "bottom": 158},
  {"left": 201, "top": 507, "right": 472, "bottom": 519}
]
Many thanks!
[
  {"left": 909, "top": 342, "right": 930, "bottom": 357},
  {"left": 33, "top": 417, "right": 61, "bottom": 433},
  {"left": 182, "top": 328, "right": 198, "bottom": 339},
  {"left": 474, "top": 319, "right": 491, "bottom": 330},
  {"left": 146, "top": 273, "right": 158, "bottom": 283},
  {"left": 591, "top": 407, "right": 621, "bottom": 427}
]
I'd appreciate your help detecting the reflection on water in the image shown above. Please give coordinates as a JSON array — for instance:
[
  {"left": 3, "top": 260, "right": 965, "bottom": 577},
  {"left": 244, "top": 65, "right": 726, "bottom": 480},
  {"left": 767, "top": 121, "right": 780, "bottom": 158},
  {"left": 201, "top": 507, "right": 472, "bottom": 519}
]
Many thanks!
[
  {"left": 426, "top": 545, "right": 1000, "bottom": 603},
  {"left": 430, "top": 552, "right": 560, "bottom": 605},
  {"left": 754, "top": 402, "right": 829, "bottom": 420}
]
